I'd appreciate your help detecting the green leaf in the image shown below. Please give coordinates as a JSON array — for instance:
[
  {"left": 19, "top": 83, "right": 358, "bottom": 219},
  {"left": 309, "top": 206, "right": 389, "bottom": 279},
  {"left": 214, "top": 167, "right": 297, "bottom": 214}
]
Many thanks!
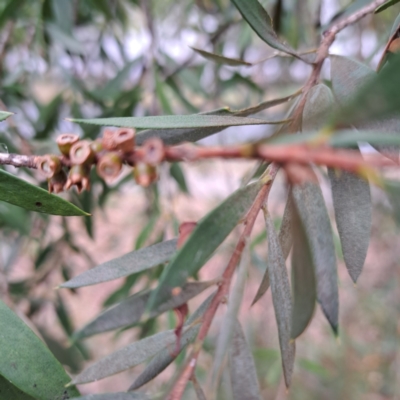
[
  {"left": 67, "top": 114, "right": 286, "bottom": 129},
  {"left": 71, "top": 394, "right": 149, "bottom": 400},
  {"left": 229, "top": 320, "right": 262, "bottom": 400},
  {"left": 333, "top": 53, "right": 400, "bottom": 136},
  {"left": 290, "top": 199, "right": 316, "bottom": 339},
  {"left": 302, "top": 79, "right": 371, "bottom": 283},
  {"left": 330, "top": 55, "right": 400, "bottom": 161},
  {"left": 128, "top": 294, "right": 214, "bottom": 391},
  {"left": 170, "top": 163, "right": 189, "bottom": 193},
  {"left": 0, "top": 300, "right": 80, "bottom": 399},
  {"left": 60, "top": 239, "right": 178, "bottom": 288},
  {"left": 375, "top": 0, "right": 400, "bottom": 13},
  {"left": 84, "top": 92, "right": 297, "bottom": 146},
  {"left": 292, "top": 183, "right": 338, "bottom": 334},
  {"left": 0, "top": 375, "right": 36, "bottom": 400},
  {"left": 147, "top": 180, "right": 264, "bottom": 311},
  {"left": 252, "top": 195, "right": 293, "bottom": 305},
  {"left": 71, "top": 322, "right": 198, "bottom": 385},
  {"left": 302, "top": 84, "right": 335, "bottom": 131},
  {"left": 0, "top": 169, "right": 88, "bottom": 216},
  {"left": 0, "top": 111, "right": 13, "bottom": 122},
  {"left": 73, "top": 281, "right": 214, "bottom": 340},
  {"left": 46, "top": 22, "right": 85, "bottom": 54},
  {"left": 231, "top": 0, "right": 309, "bottom": 62},
  {"left": 191, "top": 47, "right": 252, "bottom": 66},
  {"left": 264, "top": 213, "right": 295, "bottom": 388},
  {"left": 328, "top": 168, "right": 371, "bottom": 282}
]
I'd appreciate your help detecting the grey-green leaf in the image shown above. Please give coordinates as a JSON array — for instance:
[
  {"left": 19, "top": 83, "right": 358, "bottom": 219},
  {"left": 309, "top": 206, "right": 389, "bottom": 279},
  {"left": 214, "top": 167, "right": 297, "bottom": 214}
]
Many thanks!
[
  {"left": 0, "top": 169, "right": 88, "bottom": 216},
  {"left": 290, "top": 200, "right": 316, "bottom": 339},
  {"left": 330, "top": 54, "right": 400, "bottom": 161},
  {"left": 128, "top": 294, "right": 214, "bottom": 391},
  {"left": 67, "top": 114, "right": 285, "bottom": 130},
  {"left": 73, "top": 281, "right": 214, "bottom": 340},
  {"left": 328, "top": 168, "right": 371, "bottom": 282},
  {"left": 229, "top": 320, "right": 262, "bottom": 400},
  {"left": 147, "top": 180, "right": 264, "bottom": 311},
  {"left": 136, "top": 92, "right": 298, "bottom": 145},
  {"left": 0, "top": 111, "right": 13, "bottom": 122},
  {"left": 231, "top": 0, "right": 309, "bottom": 63},
  {"left": 60, "top": 239, "right": 178, "bottom": 288},
  {"left": 191, "top": 47, "right": 252, "bottom": 66},
  {"left": 252, "top": 195, "right": 293, "bottom": 305},
  {"left": 292, "top": 183, "right": 338, "bottom": 334},
  {"left": 71, "top": 324, "right": 194, "bottom": 385},
  {"left": 265, "top": 213, "right": 295, "bottom": 387},
  {"left": 0, "top": 300, "right": 80, "bottom": 399},
  {"left": 332, "top": 53, "right": 400, "bottom": 140}
]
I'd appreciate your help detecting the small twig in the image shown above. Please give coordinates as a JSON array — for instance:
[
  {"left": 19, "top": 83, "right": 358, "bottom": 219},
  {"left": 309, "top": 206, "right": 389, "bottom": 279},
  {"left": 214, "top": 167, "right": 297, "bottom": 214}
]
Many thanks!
[
  {"left": 290, "top": 0, "right": 388, "bottom": 128},
  {"left": 167, "top": 164, "right": 279, "bottom": 400},
  {"left": 0, "top": 153, "right": 38, "bottom": 169}
]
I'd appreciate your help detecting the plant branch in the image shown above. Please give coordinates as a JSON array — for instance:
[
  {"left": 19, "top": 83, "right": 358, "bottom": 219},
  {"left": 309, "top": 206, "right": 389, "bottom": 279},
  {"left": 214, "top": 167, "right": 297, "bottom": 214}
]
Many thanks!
[
  {"left": 290, "top": 0, "right": 388, "bottom": 128},
  {"left": 0, "top": 153, "right": 38, "bottom": 169},
  {"left": 167, "top": 164, "right": 279, "bottom": 400}
]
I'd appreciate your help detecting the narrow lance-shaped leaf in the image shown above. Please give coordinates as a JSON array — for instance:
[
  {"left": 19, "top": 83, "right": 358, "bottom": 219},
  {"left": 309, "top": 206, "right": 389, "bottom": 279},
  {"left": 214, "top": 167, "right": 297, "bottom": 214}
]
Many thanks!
[
  {"left": 191, "top": 46, "right": 253, "bottom": 66},
  {"left": 0, "top": 300, "right": 80, "bottom": 399},
  {"left": 229, "top": 320, "right": 262, "bottom": 400},
  {"left": 0, "top": 169, "right": 88, "bottom": 216},
  {"left": 67, "top": 114, "right": 286, "bottom": 129},
  {"left": 264, "top": 212, "right": 295, "bottom": 388},
  {"left": 212, "top": 245, "right": 250, "bottom": 384},
  {"left": 252, "top": 194, "right": 293, "bottom": 305},
  {"left": 129, "top": 92, "right": 299, "bottom": 145},
  {"left": 376, "top": 13, "right": 400, "bottom": 70},
  {"left": 328, "top": 169, "right": 371, "bottom": 282},
  {"left": 231, "top": 0, "right": 310, "bottom": 63},
  {"left": 309, "top": 77, "right": 372, "bottom": 282},
  {"left": 128, "top": 294, "right": 215, "bottom": 391},
  {"left": 292, "top": 182, "right": 339, "bottom": 334},
  {"left": 191, "top": 377, "right": 207, "bottom": 400},
  {"left": 332, "top": 53, "right": 400, "bottom": 137},
  {"left": 73, "top": 280, "right": 215, "bottom": 340},
  {"left": 330, "top": 54, "right": 400, "bottom": 161},
  {"left": 375, "top": 0, "right": 400, "bottom": 13},
  {"left": 0, "top": 110, "right": 13, "bottom": 122},
  {"left": 70, "top": 324, "right": 194, "bottom": 385},
  {"left": 60, "top": 238, "right": 178, "bottom": 288},
  {"left": 290, "top": 197, "right": 316, "bottom": 339},
  {"left": 147, "top": 180, "right": 265, "bottom": 311}
]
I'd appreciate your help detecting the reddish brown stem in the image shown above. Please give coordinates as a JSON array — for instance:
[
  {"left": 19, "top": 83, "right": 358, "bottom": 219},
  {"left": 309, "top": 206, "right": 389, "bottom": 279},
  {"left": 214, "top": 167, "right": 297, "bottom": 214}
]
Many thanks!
[{"left": 167, "top": 164, "right": 279, "bottom": 400}]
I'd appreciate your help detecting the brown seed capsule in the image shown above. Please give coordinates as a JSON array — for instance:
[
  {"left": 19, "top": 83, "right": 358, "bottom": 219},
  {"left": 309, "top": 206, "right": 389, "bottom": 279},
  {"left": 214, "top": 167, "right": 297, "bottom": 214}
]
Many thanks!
[
  {"left": 102, "top": 129, "right": 116, "bottom": 151},
  {"left": 70, "top": 140, "right": 95, "bottom": 165},
  {"left": 133, "top": 163, "right": 158, "bottom": 187},
  {"left": 96, "top": 152, "right": 123, "bottom": 182},
  {"left": 56, "top": 134, "right": 80, "bottom": 157},
  {"left": 113, "top": 128, "right": 135, "bottom": 153},
  {"left": 65, "top": 164, "right": 90, "bottom": 193},
  {"left": 142, "top": 137, "right": 165, "bottom": 166},
  {"left": 90, "top": 139, "right": 104, "bottom": 155},
  {"left": 48, "top": 169, "right": 67, "bottom": 193},
  {"left": 38, "top": 155, "right": 62, "bottom": 179}
]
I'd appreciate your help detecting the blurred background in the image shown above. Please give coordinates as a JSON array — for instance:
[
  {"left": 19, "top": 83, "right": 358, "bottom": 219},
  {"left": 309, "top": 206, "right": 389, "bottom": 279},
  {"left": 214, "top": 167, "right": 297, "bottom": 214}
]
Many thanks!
[{"left": 0, "top": 0, "right": 399, "bottom": 398}]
